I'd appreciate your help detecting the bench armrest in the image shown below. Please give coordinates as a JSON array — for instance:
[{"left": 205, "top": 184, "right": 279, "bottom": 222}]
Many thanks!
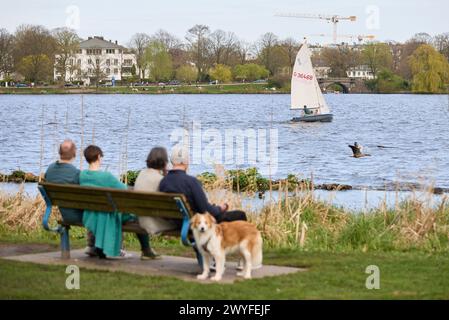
[{"left": 38, "top": 185, "right": 61, "bottom": 233}]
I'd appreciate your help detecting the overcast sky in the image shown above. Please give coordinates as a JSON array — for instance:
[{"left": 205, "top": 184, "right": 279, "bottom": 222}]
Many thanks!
[{"left": 1, "top": 0, "right": 447, "bottom": 45}]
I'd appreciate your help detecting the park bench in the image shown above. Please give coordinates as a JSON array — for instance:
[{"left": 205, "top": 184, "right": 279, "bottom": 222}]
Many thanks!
[{"left": 38, "top": 182, "right": 202, "bottom": 265}]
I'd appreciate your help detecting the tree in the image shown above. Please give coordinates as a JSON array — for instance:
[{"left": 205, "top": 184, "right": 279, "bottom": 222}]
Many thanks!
[
  {"left": 281, "top": 37, "right": 300, "bottom": 73},
  {"left": 365, "top": 68, "right": 409, "bottom": 93},
  {"left": 13, "top": 25, "right": 56, "bottom": 82},
  {"left": 186, "top": 25, "right": 211, "bottom": 81},
  {"left": 396, "top": 39, "right": 427, "bottom": 80},
  {"left": 409, "top": 44, "right": 449, "bottom": 93},
  {"left": 209, "top": 29, "right": 238, "bottom": 65},
  {"left": 17, "top": 54, "right": 52, "bottom": 82},
  {"left": 233, "top": 63, "right": 269, "bottom": 82},
  {"left": 151, "top": 29, "right": 182, "bottom": 52},
  {"left": 145, "top": 40, "right": 173, "bottom": 82},
  {"left": 0, "top": 29, "right": 14, "bottom": 77},
  {"left": 52, "top": 27, "right": 80, "bottom": 84},
  {"left": 86, "top": 56, "right": 107, "bottom": 87},
  {"left": 256, "top": 32, "right": 279, "bottom": 75},
  {"left": 235, "top": 40, "right": 252, "bottom": 64},
  {"left": 321, "top": 46, "right": 360, "bottom": 77},
  {"left": 434, "top": 33, "right": 449, "bottom": 61},
  {"left": 411, "top": 32, "right": 433, "bottom": 45},
  {"left": 362, "top": 43, "right": 393, "bottom": 77},
  {"left": 209, "top": 64, "right": 232, "bottom": 83},
  {"left": 176, "top": 64, "right": 198, "bottom": 83},
  {"left": 129, "top": 33, "right": 151, "bottom": 79}
]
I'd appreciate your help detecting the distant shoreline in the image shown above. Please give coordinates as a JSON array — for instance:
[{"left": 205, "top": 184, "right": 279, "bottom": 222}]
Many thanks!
[{"left": 0, "top": 86, "right": 445, "bottom": 95}]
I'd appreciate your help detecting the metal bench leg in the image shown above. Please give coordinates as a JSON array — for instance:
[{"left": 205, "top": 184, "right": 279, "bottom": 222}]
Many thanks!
[
  {"left": 175, "top": 197, "right": 203, "bottom": 269},
  {"left": 193, "top": 244, "right": 203, "bottom": 269},
  {"left": 60, "top": 226, "right": 71, "bottom": 259}
]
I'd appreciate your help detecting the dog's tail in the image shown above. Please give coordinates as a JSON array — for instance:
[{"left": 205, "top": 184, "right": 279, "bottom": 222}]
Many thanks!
[{"left": 251, "top": 232, "right": 263, "bottom": 268}]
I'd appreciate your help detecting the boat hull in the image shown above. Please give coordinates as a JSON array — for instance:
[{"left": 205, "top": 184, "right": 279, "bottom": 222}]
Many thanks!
[{"left": 292, "top": 114, "right": 333, "bottom": 122}]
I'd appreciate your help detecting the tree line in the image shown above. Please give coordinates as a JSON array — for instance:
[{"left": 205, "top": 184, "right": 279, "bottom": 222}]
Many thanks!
[{"left": 0, "top": 24, "right": 448, "bottom": 93}]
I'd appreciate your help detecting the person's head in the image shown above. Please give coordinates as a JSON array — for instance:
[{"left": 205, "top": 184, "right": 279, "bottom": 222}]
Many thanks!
[
  {"left": 170, "top": 145, "right": 189, "bottom": 171},
  {"left": 59, "top": 140, "right": 77, "bottom": 162},
  {"left": 146, "top": 147, "right": 168, "bottom": 171},
  {"left": 83, "top": 145, "right": 104, "bottom": 166}
]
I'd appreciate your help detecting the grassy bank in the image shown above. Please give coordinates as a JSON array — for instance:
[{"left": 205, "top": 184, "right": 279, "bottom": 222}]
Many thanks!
[
  {"left": 1, "top": 180, "right": 448, "bottom": 252},
  {"left": 1, "top": 250, "right": 449, "bottom": 299},
  {"left": 0, "top": 83, "right": 289, "bottom": 95},
  {"left": 1, "top": 186, "right": 449, "bottom": 299}
]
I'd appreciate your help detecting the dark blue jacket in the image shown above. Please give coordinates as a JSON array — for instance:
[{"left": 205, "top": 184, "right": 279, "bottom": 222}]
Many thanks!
[{"left": 159, "top": 170, "right": 221, "bottom": 218}]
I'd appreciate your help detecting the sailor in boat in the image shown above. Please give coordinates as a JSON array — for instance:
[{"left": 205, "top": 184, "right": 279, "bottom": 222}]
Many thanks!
[
  {"left": 303, "top": 105, "right": 313, "bottom": 115},
  {"left": 349, "top": 142, "right": 370, "bottom": 158}
]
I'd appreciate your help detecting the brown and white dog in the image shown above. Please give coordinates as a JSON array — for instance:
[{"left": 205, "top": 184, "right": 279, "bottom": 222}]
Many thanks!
[{"left": 190, "top": 213, "right": 263, "bottom": 281}]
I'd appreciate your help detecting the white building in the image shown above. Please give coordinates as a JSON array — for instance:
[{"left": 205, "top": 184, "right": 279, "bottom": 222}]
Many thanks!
[
  {"left": 54, "top": 36, "right": 137, "bottom": 85},
  {"left": 314, "top": 67, "right": 331, "bottom": 79},
  {"left": 346, "top": 65, "right": 375, "bottom": 79}
]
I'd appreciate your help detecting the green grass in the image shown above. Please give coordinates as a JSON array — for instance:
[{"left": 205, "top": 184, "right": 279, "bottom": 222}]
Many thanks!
[
  {"left": 1, "top": 230, "right": 449, "bottom": 299},
  {"left": 1, "top": 248, "right": 448, "bottom": 299},
  {"left": 0, "top": 83, "right": 289, "bottom": 95}
]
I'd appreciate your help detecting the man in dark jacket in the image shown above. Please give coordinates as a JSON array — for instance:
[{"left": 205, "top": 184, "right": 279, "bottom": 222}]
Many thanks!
[{"left": 159, "top": 145, "right": 246, "bottom": 223}]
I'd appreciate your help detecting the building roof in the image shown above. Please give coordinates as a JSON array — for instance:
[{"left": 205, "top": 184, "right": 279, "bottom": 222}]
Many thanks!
[{"left": 80, "top": 36, "right": 125, "bottom": 50}]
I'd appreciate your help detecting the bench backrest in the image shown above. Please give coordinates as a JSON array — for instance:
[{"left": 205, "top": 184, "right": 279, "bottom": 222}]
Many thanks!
[{"left": 39, "top": 182, "right": 193, "bottom": 220}]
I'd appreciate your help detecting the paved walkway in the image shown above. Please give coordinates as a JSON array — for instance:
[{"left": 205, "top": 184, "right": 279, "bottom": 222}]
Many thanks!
[{"left": 3, "top": 249, "right": 304, "bottom": 283}]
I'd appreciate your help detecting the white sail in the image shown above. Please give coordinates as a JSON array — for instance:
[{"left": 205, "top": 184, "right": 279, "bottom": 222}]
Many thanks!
[{"left": 291, "top": 43, "right": 330, "bottom": 114}]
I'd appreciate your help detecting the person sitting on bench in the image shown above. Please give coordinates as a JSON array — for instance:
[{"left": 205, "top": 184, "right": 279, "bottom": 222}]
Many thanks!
[
  {"left": 159, "top": 145, "right": 247, "bottom": 223},
  {"left": 79, "top": 145, "right": 158, "bottom": 259},
  {"left": 135, "top": 147, "right": 179, "bottom": 235},
  {"left": 45, "top": 139, "right": 96, "bottom": 257}
]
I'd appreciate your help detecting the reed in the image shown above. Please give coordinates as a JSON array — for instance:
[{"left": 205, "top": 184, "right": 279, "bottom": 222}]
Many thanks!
[{"left": 1, "top": 181, "right": 448, "bottom": 252}]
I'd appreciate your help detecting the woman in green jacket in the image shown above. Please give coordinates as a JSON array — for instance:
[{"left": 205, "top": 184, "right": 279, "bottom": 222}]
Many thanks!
[{"left": 80, "top": 145, "right": 159, "bottom": 259}]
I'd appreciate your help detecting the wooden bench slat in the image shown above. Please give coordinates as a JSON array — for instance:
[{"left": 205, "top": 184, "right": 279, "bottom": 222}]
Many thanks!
[
  {"left": 48, "top": 191, "right": 181, "bottom": 211},
  {"left": 118, "top": 207, "right": 183, "bottom": 219},
  {"left": 44, "top": 184, "right": 185, "bottom": 204},
  {"left": 52, "top": 200, "right": 115, "bottom": 212}
]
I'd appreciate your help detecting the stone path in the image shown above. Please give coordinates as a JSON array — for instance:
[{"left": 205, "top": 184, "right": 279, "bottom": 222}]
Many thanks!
[{"left": 3, "top": 249, "right": 304, "bottom": 284}]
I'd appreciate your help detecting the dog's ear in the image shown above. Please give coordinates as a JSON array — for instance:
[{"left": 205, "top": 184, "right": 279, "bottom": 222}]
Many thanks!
[
  {"left": 190, "top": 214, "right": 200, "bottom": 229},
  {"left": 206, "top": 212, "right": 217, "bottom": 224}
]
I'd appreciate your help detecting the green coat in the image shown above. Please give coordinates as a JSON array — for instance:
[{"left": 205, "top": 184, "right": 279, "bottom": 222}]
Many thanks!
[{"left": 80, "top": 170, "right": 134, "bottom": 257}]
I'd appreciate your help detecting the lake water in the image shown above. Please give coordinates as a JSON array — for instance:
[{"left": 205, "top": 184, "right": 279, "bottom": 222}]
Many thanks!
[{"left": 1, "top": 94, "right": 448, "bottom": 191}]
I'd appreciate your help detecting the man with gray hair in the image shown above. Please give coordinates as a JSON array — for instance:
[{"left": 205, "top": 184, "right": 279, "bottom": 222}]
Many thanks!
[
  {"left": 159, "top": 145, "right": 247, "bottom": 222},
  {"left": 45, "top": 139, "right": 96, "bottom": 256}
]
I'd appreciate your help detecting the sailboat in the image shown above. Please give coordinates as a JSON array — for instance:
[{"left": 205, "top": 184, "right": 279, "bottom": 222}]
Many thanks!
[{"left": 291, "top": 41, "right": 333, "bottom": 122}]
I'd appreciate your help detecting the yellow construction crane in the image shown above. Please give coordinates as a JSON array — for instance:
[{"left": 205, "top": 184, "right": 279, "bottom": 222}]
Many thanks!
[
  {"left": 275, "top": 13, "right": 357, "bottom": 44},
  {"left": 309, "top": 33, "right": 375, "bottom": 44}
]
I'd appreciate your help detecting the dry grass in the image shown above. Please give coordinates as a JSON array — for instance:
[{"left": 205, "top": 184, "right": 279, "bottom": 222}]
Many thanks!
[
  {"left": 0, "top": 186, "right": 60, "bottom": 232},
  {"left": 1, "top": 179, "right": 448, "bottom": 252}
]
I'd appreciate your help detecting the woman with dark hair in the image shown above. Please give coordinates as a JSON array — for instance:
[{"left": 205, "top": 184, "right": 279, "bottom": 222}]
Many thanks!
[
  {"left": 79, "top": 145, "right": 156, "bottom": 259},
  {"left": 135, "top": 147, "right": 178, "bottom": 236}
]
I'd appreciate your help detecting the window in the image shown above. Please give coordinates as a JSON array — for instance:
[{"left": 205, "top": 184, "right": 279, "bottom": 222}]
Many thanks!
[
  {"left": 87, "top": 49, "right": 102, "bottom": 55},
  {"left": 106, "top": 68, "right": 111, "bottom": 75},
  {"left": 96, "top": 59, "right": 100, "bottom": 65},
  {"left": 124, "top": 59, "right": 133, "bottom": 66},
  {"left": 77, "top": 59, "right": 81, "bottom": 65},
  {"left": 114, "top": 59, "right": 119, "bottom": 66},
  {"left": 88, "top": 59, "right": 92, "bottom": 65},
  {"left": 77, "top": 49, "right": 82, "bottom": 54},
  {"left": 88, "top": 68, "right": 93, "bottom": 74},
  {"left": 106, "top": 59, "right": 111, "bottom": 66},
  {"left": 106, "top": 49, "right": 115, "bottom": 54},
  {"left": 114, "top": 68, "right": 119, "bottom": 75}
]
